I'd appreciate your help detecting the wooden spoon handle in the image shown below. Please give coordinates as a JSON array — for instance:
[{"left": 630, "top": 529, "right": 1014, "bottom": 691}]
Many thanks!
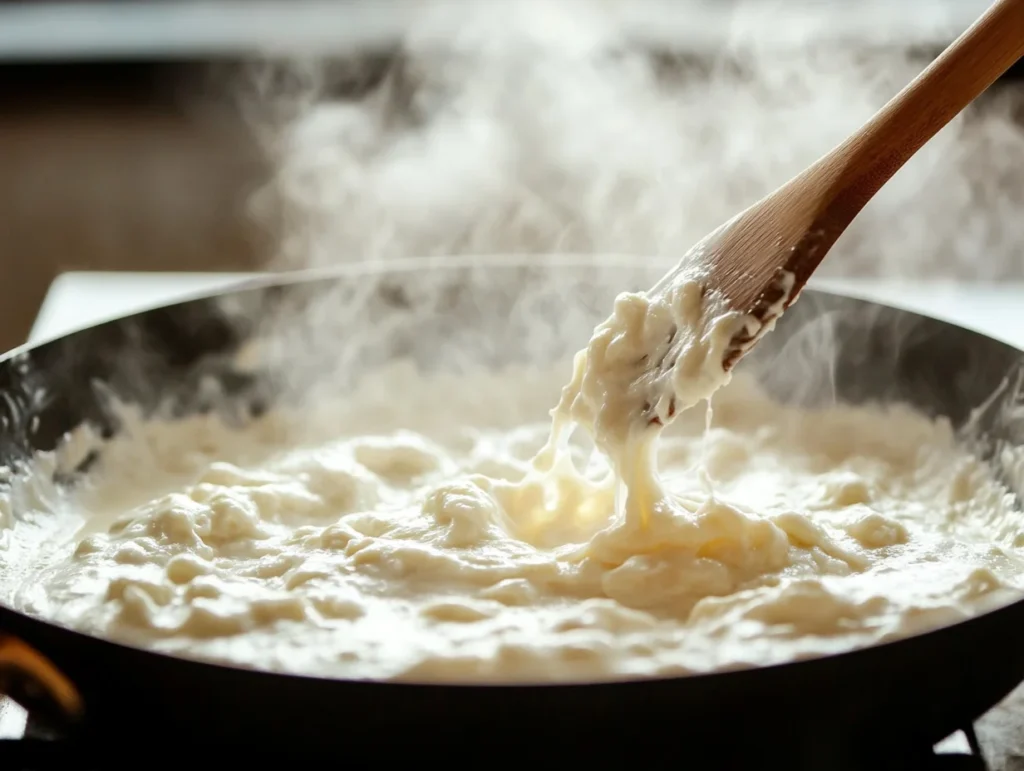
[{"left": 810, "top": 0, "right": 1024, "bottom": 221}]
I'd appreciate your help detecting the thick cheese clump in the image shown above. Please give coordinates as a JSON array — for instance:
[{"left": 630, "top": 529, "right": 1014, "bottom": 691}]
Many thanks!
[{"left": 5, "top": 337, "right": 1022, "bottom": 682}]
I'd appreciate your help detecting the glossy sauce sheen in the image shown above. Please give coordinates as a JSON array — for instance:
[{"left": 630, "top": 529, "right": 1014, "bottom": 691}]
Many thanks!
[{"left": 3, "top": 279, "right": 1023, "bottom": 683}]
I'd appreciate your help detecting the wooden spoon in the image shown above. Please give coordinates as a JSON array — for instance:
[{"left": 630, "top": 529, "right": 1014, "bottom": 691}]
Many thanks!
[{"left": 692, "top": 0, "right": 1024, "bottom": 370}]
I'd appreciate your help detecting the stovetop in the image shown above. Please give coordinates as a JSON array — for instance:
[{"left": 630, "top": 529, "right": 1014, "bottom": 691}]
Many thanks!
[
  {"left": 4, "top": 272, "right": 1024, "bottom": 769},
  {"left": 0, "top": 725, "right": 998, "bottom": 771}
]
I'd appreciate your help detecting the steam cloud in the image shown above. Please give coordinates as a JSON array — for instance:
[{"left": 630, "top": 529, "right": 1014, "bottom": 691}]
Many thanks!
[{"left": 249, "top": 0, "right": 1024, "bottom": 282}]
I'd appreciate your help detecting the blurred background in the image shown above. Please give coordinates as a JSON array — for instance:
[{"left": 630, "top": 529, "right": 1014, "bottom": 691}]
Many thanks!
[{"left": 0, "top": 0, "right": 1020, "bottom": 353}]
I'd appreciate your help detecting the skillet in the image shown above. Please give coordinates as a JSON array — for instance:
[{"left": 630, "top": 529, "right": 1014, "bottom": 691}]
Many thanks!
[{"left": 0, "top": 255, "right": 1023, "bottom": 769}]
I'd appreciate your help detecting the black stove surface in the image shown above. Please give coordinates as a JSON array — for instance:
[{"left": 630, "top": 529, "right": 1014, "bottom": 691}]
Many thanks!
[{"left": 0, "top": 713, "right": 994, "bottom": 771}]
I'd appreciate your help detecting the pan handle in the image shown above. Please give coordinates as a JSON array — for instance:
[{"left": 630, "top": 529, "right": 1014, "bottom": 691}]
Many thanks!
[{"left": 0, "top": 633, "right": 83, "bottom": 732}]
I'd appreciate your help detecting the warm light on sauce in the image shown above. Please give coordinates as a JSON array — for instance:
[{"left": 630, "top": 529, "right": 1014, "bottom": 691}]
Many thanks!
[{"left": 1, "top": 273, "right": 1022, "bottom": 683}]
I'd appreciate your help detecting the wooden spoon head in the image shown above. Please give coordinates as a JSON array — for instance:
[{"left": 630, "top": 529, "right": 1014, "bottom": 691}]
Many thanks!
[
  {"left": 703, "top": 192, "right": 845, "bottom": 370},
  {"left": 635, "top": 183, "right": 845, "bottom": 429}
]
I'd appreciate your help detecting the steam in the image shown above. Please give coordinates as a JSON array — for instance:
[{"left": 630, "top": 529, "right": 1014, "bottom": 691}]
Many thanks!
[
  {"left": 249, "top": 0, "right": 1024, "bottom": 281},
  {"left": 232, "top": 0, "right": 1024, "bottom": 412}
]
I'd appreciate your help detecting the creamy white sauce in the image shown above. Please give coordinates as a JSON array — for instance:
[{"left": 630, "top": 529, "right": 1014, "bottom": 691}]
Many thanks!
[
  {"left": 537, "top": 265, "right": 750, "bottom": 538},
  {"left": 2, "top": 298, "right": 1022, "bottom": 682}
]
